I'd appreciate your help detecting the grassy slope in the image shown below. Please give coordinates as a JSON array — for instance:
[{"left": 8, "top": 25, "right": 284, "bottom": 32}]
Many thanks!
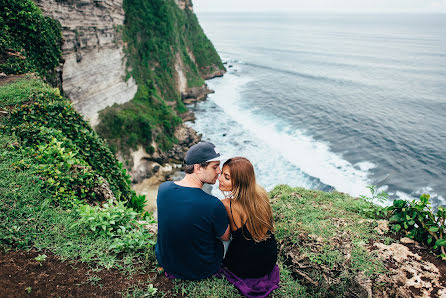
[{"left": 0, "top": 77, "right": 155, "bottom": 270}]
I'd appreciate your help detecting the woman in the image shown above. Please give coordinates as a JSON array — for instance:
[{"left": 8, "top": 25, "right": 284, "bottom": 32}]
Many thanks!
[{"left": 218, "top": 157, "right": 278, "bottom": 279}]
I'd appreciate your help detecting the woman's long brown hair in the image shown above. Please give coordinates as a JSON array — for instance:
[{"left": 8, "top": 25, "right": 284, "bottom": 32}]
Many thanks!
[{"left": 223, "top": 157, "right": 274, "bottom": 242}]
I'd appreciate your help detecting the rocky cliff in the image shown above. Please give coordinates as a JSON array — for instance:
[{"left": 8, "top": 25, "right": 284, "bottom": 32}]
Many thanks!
[
  {"left": 31, "top": 0, "right": 225, "bottom": 184},
  {"left": 34, "top": 0, "right": 137, "bottom": 126}
]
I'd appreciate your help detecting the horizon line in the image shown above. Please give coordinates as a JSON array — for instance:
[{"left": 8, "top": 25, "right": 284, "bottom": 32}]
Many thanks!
[{"left": 195, "top": 10, "right": 446, "bottom": 14}]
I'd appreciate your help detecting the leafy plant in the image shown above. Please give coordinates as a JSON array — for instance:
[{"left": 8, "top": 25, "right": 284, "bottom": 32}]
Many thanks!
[
  {"left": 109, "top": 225, "right": 156, "bottom": 253},
  {"left": 87, "top": 274, "right": 102, "bottom": 286},
  {"left": 388, "top": 194, "right": 446, "bottom": 259},
  {"left": 360, "top": 185, "right": 389, "bottom": 205},
  {"left": 145, "top": 284, "right": 158, "bottom": 296},
  {"left": 72, "top": 199, "right": 155, "bottom": 254},
  {"left": 358, "top": 185, "right": 389, "bottom": 218},
  {"left": 3, "top": 78, "right": 145, "bottom": 211},
  {"left": 0, "top": 0, "right": 62, "bottom": 84},
  {"left": 34, "top": 254, "right": 47, "bottom": 265},
  {"left": 73, "top": 200, "right": 138, "bottom": 235},
  {"left": 124, "top": 284, "right": 159, "bottom": 297}
]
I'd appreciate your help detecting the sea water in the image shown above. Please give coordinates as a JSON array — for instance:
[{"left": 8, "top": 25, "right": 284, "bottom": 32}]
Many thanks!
[{"left": 187, "top": 13, "right": 446, "bottom": 206}]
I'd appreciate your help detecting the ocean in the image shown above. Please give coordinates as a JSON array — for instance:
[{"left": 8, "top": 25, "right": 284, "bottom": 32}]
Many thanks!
[{"left": 186, "top": 13, "right": 446, "bottom": 206}]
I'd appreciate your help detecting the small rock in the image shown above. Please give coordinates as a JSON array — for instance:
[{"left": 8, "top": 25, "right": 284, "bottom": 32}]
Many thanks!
[
  {"left": 400, "top": 237, "right": 416, "bottom": 244},
  {"left": 374, "top": 220, "right": 389, "bottom": 235}
]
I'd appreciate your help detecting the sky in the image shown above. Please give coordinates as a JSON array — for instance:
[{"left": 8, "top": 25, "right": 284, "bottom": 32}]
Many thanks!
[{"left": 193, "top": 0, "right": 446, "bottom": 13}]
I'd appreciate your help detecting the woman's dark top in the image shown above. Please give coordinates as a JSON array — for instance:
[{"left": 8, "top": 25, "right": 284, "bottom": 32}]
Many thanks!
[{"left": 223, "top": 201, "right": 278, "bottom": 278}]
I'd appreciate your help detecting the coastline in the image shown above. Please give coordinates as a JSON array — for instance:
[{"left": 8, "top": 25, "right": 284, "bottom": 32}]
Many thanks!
[{"left": 131, "top": 79, "right": 225, "bottom": 214}]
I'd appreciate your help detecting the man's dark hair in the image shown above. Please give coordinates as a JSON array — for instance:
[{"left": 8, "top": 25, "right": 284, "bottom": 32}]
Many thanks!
[{"left": 184, "top": 161, "right": 211, "bottom": 174}]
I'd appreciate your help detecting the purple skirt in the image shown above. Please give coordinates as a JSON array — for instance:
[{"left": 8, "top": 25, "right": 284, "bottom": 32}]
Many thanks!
[
  {"left": 222, "top": 265, "right": 280, "bottom": 298},
  {"left": 165, "top": 265, "right": 280, "bottom": 298}
]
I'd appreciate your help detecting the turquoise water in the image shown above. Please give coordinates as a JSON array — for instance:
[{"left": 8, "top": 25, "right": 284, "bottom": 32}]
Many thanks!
[{"left": 188, "top": 13, "right": 446, "bottom": 206}]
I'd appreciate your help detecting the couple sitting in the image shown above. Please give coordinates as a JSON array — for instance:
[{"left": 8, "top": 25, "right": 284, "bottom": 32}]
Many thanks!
[{"left": 155, "top": 142, "right": 279, "bottom": 297}]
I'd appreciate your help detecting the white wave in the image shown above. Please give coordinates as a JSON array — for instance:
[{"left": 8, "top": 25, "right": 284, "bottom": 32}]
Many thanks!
[
  {"left": 355, "top": 161, "right": 376, "bottom": 172},
  {"left": 200, "top": 64, "right": 374, "bottom": 198}
]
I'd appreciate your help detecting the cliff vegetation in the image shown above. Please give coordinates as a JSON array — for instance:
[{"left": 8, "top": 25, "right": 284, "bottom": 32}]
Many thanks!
[
  {"left": 0, "top": 0, "right": 62, "bottom": 86},
  {"left": 96, "top": 0, "right": 225, "bottom": 156}
]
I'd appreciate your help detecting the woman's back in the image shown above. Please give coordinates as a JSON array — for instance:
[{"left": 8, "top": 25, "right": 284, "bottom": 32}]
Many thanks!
[{"left": 223, "top": 200, "right": 277, "bottom": 278}]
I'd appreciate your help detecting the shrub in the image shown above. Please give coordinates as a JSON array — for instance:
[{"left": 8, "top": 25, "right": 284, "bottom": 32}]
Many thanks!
[
  {"left": 388, "top": 194, "right": 446, "bottom": 259},
  {"left": 0, "top": 0, "right": 62, "bottom": 82}
]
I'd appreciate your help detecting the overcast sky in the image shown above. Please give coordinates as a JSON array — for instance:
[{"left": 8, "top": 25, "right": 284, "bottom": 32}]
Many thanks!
[{"left": 193, "top": 0, "right": 446, "bottom": 13}]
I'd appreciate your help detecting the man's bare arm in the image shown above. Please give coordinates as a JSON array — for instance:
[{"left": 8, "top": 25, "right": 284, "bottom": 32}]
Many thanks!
[{"left": 220, "top": 225, "right": 230, "bottom": 241}]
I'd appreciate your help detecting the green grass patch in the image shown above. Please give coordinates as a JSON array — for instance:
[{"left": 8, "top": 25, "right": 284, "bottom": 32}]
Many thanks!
[
  {"left": 270, "top": 185, "right": 389, "bottom": 296},
  {"left": 0, "top": 76, "right": 55, "bottom": 107}
]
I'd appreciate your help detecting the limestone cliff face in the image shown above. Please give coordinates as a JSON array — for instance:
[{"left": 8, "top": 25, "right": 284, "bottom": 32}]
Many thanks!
[
  {"left": 33, "top": 0, "right": 225, "bottom": 183},
  {"left": 34, "top": 0, "right": 137, "bottom": 126}
]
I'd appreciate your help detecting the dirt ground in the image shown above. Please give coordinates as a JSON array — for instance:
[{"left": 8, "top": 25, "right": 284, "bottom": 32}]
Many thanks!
[
  {"left": 2, "top": 239, "right": 445, "bottom": 297},
  {"left": 0, "top": 249, "right": 176, "bottom": 297}
]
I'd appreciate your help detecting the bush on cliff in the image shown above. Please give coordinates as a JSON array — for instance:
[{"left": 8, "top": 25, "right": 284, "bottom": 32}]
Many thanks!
[
  {"left": 0, "top": 76, "right": 145, "bottom": 210},
  {"left": 0, "top": 0, "right": 62, "bottom": 84}
]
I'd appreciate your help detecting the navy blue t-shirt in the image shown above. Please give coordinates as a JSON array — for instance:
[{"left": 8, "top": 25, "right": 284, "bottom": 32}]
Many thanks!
[{"left": 155, "top": 181, "right": 229, "bottom": 280}]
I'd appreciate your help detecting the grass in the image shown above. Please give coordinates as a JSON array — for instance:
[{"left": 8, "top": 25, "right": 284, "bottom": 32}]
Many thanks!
[
  {"left": 171, "top": 262, "right": 309, "bottom": 297},
  {"left": 0, "top": 76, "right": 55, "bottom": 107},
  {"left": 269, "top": 185, "right": 389, "bottom": 297}
]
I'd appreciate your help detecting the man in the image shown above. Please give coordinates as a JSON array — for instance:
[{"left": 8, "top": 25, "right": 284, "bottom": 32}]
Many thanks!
[{"left": 155, "top": 141, "right": 230, "bottom": 280}]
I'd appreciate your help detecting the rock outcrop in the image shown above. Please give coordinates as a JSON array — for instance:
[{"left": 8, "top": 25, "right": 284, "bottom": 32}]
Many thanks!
[
  {"left": 174, "top": 0, "right": 193, "bottom": 10},
  {"left": 34, "top": 0, "right": 137, "bottom": 126},
  {"left": 373, "top": 241, "right": 446, "bottom": 297},
  {"left": 127, "top": 124, "right": 201, "bottom": 184}
]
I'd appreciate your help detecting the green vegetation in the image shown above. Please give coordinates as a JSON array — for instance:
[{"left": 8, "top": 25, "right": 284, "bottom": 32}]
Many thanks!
[
  {"left": 1, "top": 76, "right": 146, "bottom": 210},
  {"left": 1, "top": 77, "right": 156, "bottom": 288},
  {"left": 269, "top": 185, "right": 389, "bottom": 297},
  {"left": 96, "top": 88, "right": 181, "bottom": 155},
  {"left": 388, "top": 194, "right": 446, "bottom": 259},
  {"left": 0, "top": 0, "right": 62, "bottom": 85},
  {"left": 96, "top": 0, "right": 225, "bottom": 157},
  {"left": 34, "top": 254, "right": 47, "bottom": 266},
  {"left": 182, "top": 9, "right": 225, "bottom": 77}
]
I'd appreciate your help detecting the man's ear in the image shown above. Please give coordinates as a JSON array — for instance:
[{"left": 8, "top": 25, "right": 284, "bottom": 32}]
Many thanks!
[{"left": 193, "top": 163, "right": 201, "bottom": 173}]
